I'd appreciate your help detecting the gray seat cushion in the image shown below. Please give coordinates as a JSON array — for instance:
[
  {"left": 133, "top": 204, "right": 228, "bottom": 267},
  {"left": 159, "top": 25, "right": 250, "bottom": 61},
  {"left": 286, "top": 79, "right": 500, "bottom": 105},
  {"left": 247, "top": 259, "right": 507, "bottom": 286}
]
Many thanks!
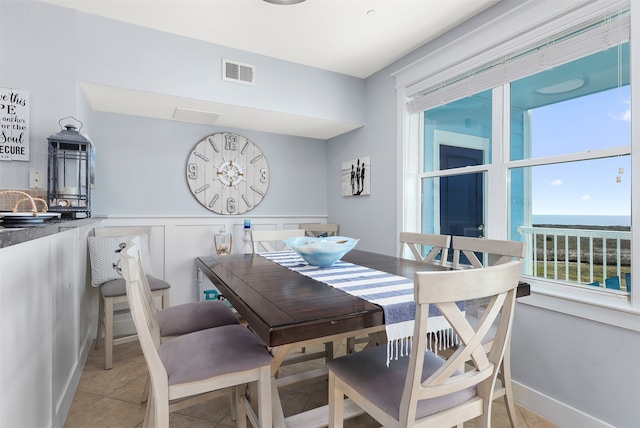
[
  {"left": 327, "top": 345, "right": 476, "bottom": 421},
  {"left": 158, "top": 324, "right": 273, "bottom": 386},
  {"left": 101, "top": 276, "right": 170, "bottom": 298},
  {"left": 157, "top": 300, "right": 239, "bottom": 337}
]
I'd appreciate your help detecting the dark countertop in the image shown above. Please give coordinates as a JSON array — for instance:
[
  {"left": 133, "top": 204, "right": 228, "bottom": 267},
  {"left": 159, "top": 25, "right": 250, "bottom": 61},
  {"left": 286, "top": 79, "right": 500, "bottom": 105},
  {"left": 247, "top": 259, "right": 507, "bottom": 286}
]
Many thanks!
[{"left": 0, "top": 216, "right": 104, "bottom": 249}]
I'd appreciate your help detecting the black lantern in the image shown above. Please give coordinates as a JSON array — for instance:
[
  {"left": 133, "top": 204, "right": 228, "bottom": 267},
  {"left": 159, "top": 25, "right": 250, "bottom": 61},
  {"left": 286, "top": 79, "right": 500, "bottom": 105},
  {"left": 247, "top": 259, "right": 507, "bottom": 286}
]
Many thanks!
[{"left": 47, "top": 117, "right": 93, "bottom": 218}]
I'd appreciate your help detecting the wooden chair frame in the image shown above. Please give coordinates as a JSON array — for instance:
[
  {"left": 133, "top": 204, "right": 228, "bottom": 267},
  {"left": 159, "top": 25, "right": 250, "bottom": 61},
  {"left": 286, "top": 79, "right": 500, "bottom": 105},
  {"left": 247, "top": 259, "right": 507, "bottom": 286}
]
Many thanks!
[
  {"left": 120, "top": 238, "right": 272, "bottom": 428},
  {"left": 449, "top": 235, "right": 526, "bottom": 427},
  {"left": 399, "top": 232, "right": 451, "bottom": 266},
  {"left": 299, "top": 223, "right": 339, "bottom": 237},
  {"left": 251, "top": 229, "right": 305, "bottom": 252},
  {"left": 451, "top": 235, "right": 525, "bottom": 269},
  {"left": 329, "top": 261, "right": 522, "bottom": 428},
  {"left": 93, "top": 226, "right": 170, "bottom": 370}
]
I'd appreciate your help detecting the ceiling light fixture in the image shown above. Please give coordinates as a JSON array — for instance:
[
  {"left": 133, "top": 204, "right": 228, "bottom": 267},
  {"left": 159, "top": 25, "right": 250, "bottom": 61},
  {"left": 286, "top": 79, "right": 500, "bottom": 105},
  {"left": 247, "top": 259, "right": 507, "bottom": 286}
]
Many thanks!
[
  {"left": 536, "top": 78, "right": 586, "bottom": 95},
  {"left": 263, "top": 0, "right": 306, "bottom": 4}
]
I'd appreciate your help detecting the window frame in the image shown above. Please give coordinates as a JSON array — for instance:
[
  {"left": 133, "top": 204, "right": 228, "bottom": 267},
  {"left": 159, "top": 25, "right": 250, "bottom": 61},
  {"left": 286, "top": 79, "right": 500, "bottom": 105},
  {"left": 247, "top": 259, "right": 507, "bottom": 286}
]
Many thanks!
[{"left": 394, "top": 0, "right": 639, "bottom": 327}]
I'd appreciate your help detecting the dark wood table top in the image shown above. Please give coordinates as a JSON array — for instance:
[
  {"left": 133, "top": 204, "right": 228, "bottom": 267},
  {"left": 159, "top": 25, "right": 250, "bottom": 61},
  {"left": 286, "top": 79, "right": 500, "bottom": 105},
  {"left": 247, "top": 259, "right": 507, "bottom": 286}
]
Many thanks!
[{"left": 196, "top": 249, "right": 530, "bottom": 347}]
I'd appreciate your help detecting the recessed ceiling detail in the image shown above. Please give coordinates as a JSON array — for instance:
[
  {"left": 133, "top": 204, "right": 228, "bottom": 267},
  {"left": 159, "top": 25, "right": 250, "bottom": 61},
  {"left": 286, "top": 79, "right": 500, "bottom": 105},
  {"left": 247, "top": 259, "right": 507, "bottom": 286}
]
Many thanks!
[
  {"left": 172, "top": 108, "right": 221, "bottom": 125},
  {"left": 79, "top": 82, "right": 361, "bottom": 139}
]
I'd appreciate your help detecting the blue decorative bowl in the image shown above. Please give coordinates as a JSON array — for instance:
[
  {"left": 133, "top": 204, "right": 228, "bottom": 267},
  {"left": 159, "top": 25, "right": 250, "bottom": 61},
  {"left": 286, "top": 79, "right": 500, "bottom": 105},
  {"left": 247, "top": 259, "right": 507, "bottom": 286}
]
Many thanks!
[{"left": 283, "top": 236, "right": 359, "bottom": 267}]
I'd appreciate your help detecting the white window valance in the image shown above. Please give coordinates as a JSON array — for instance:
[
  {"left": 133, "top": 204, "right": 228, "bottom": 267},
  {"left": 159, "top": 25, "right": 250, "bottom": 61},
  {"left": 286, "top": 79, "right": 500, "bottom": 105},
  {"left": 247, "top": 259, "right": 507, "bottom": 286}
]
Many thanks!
[{"left": 407, "top": 13, "right": 629, "bottom": 114}]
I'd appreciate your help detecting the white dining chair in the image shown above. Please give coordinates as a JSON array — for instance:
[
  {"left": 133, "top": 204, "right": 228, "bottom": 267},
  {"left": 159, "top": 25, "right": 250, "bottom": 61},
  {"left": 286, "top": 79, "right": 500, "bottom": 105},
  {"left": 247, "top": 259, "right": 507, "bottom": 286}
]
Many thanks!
[
  {"left": 327, "top": 260, "right": 522, "bottom": 428},
  {"left": 346, "top": 232, "right": 452, "bottom": 354},
  {"left": 299, "top": 223, "right": 339, "bottom": 238},
  {"left": 252, "top": 228, "right": 334, "bottom": 368},
  {"left": 251, "top": 228, "right": 305, "bottom": 252},
  {"left": 399, "top": 231, "right": 451, "bottom": 266},
  {"left": 89, "top": 226, "right": 171, "bottom": 370},
  {"left": 448, "top": 235, "right": 526, "bottom": 427},
  {"left": 120, "top": 238, "right": 273, "bottom": 428}
]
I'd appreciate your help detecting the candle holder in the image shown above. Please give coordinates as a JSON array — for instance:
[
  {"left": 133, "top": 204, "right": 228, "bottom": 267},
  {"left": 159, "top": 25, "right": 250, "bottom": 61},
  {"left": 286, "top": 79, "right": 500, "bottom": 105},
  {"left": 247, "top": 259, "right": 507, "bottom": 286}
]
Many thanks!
[
  {"left": 214, "top": 225, "right": 232, "bottom": 255},
  {"left": 240, "top": 219, "right": 253, "bottom": 254}
]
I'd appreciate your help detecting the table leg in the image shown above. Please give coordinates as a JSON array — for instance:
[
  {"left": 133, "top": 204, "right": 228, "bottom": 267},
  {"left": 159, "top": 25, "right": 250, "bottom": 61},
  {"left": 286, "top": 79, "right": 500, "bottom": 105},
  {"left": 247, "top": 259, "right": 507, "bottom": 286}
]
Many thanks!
[{"left": 269, "top": 345, "right": 292, "bottom": 427}]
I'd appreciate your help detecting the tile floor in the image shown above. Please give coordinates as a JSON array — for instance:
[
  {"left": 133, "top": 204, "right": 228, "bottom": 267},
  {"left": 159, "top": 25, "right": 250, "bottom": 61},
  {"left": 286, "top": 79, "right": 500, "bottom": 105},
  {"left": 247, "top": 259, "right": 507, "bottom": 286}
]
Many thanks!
[{"left": 65, "top": 339, "right": 559, "bottom": 428}]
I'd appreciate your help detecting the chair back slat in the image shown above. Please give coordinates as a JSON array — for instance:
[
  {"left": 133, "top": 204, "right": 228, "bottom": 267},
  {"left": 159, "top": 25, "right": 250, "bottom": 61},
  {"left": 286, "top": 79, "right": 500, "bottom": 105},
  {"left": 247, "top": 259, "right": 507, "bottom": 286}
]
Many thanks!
[
  {"left": 252, "top": 229, "right": 304, "bottom": 252},
  {"left": 451, "top": 236, "right": 525, "bottom": 269},
  {"left": 399, "top": 232, "right": 451, "bottom": 266},
  {"left": 300, "top": 223, "right": 339, "bottom": 237},
  {"left": 94, "top": 226, "right": 152, "bottom": 238}
]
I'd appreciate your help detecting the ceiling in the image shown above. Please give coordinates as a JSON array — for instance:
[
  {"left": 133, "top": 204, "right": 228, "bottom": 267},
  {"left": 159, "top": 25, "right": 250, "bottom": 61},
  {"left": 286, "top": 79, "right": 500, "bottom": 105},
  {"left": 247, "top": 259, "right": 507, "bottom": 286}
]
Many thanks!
[{"left": 42, "top": 0, "right": 500, "bottom": 139}]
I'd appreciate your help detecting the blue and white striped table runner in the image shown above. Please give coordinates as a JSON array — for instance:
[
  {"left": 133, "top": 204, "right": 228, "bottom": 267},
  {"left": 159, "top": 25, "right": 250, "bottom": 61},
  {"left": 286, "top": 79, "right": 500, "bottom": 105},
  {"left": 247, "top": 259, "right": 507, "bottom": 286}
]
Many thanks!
[{"left": 259, "top": 251, "right": 461, "bottom": 365}]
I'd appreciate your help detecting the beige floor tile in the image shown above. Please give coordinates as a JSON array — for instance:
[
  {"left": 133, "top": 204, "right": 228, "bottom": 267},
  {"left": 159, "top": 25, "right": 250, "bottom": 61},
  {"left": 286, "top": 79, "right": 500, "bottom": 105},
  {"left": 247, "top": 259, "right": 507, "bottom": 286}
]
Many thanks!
[{"left": 65, "top": 339, "right": 558, "bottom": 428}]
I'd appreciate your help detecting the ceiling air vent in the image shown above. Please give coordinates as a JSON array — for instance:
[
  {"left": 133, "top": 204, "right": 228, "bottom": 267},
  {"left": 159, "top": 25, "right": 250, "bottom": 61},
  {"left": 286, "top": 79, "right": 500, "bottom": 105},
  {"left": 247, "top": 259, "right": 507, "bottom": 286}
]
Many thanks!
[{"left": 222, "top": 59, "right": 255, "bottom": 85}]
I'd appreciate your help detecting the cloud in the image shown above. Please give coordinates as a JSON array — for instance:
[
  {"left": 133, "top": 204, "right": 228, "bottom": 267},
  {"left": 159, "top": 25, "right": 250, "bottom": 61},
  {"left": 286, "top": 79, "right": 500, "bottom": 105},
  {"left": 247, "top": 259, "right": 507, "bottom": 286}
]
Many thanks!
[
  {"left": 581, "top": 194, "right": 592, "bottom": 200},
  {"left": 609, "top": 99, "right": 631, "bottom": 121},
  {"left": 549, "top": 179, "right": 562, "bottom": 187}
]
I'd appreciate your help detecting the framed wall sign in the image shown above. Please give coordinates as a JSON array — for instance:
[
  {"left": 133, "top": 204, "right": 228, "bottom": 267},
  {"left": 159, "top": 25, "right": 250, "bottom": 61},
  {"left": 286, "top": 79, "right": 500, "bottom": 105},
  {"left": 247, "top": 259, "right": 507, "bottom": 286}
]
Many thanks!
[
  {"left": 0, "top": 87, "right": 30, "bottom": 161},
  {"left": 341, "top": 156, "right": 370, "bottom": 196}
]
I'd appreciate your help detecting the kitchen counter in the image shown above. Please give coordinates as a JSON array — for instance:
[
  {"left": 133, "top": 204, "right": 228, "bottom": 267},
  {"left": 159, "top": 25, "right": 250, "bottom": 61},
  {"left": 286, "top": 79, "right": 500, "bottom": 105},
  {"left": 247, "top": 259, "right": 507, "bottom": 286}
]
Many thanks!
[{"left": 0, "top": 216, "right": 103, "bottom": 248}]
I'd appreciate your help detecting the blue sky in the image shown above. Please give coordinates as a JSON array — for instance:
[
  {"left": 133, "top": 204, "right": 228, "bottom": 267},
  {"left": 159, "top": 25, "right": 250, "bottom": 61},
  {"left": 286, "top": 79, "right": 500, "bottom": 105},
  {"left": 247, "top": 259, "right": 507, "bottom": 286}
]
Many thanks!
[{"left": 530, "top": 86, "right": 631, "bottom": 216}]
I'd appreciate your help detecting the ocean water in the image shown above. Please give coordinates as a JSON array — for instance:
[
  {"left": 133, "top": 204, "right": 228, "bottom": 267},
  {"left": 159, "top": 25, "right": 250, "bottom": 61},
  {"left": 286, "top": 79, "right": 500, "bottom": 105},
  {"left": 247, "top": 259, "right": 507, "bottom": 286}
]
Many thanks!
[{"left": 532, "top": 214, "right": 630, "bottom": 227}]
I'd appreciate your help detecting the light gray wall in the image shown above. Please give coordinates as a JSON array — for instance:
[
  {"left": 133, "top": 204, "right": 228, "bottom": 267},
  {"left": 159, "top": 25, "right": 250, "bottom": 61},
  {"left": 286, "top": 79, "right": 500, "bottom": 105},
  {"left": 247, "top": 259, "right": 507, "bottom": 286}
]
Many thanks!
[
  {"left": 325, "top": 0, "right": 525, "bottom": 254},
  {"left": 0, "top": 0, "right": 78, "bottom": 189},
  {"left": 89, "top": 111, "right": 327, "bottom": 216},
  {"left": 512, "top": 304, "right": 640, "bottom": 427},
  {"left": 0, "top": 0, "right": 360, "bottom": 219}
]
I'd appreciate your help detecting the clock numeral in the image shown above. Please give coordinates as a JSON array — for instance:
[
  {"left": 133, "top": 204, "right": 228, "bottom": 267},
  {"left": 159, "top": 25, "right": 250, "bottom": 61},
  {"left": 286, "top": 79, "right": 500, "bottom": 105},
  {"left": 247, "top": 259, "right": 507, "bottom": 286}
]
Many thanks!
[
  {"left": 195, "top": 184, "right": 210, "bottom": 194},
  {"left": 187, "top": 163, "right": 198, "bottom": 179},
  {"left": 227, "top": 197, "right": 236, "bottom": 213},
  {"left": 208, "top": 194, "right": 219, "bottom": 208},
  {"left": 260, "top": 168, "right": 268, "bottom": 183},
  {"left": 240, "top": 141, "right": 250, "bottom": 155},
  {"left": 250, "top": 154, "right": 263, "bottom": 164},
  {"left": 208, "top": 137, "right": 219, "bottom": 153},
  {"left": 194, "top": 151, "right": 209, "bottom": 162},
  {"left": 250, "top": 186, "right": 264, "bottom": 196},
  {"left": 241, "top": 194, "right": 252, "bottom": 208},
  {"left": 224, "top": 134, "right": 237, "bottom": 150}
]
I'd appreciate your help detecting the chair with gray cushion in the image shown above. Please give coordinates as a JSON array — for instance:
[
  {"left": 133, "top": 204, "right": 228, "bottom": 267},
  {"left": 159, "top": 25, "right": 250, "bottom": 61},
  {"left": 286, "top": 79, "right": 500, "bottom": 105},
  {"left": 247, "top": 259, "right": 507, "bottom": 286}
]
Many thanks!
[
  {"left": 449, "top": 235, "right": 526, "bottom": 427},
  {"left": 120, "top": 238, "right": 273, "bottom": 428},
  {"left": 327, "top": 260, "right": 522, "bottom": 428},
  {"left": 90, "top": 226, "right": 240, "bottom": 370},
  {"left": 89, "top": 226, "right": 172, "bottom": 369}
]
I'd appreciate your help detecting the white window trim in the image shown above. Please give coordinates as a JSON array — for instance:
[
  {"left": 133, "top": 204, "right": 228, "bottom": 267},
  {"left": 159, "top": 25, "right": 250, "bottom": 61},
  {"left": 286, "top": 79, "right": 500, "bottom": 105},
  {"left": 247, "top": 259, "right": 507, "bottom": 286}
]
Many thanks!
[{"left": 395, "top": 0, "right": 638, "bottom": 323}]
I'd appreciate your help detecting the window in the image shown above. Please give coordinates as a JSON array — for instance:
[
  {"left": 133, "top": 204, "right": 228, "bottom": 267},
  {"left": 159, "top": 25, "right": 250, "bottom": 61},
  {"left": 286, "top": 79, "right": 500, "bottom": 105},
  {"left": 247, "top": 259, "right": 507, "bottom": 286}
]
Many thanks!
[{"left": 406, "top": 9, "right": 632, "bottom": 300}]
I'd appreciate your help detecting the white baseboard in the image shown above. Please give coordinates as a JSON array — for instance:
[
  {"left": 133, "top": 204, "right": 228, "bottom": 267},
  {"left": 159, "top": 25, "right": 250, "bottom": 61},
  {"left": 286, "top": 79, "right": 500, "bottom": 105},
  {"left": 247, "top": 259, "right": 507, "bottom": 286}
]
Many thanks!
[
  {"left": 54, "top": 333, "right": 94, "bottom": 428},
  {"left": 513, "top": 381, "right": 614, "bottom": 428}
]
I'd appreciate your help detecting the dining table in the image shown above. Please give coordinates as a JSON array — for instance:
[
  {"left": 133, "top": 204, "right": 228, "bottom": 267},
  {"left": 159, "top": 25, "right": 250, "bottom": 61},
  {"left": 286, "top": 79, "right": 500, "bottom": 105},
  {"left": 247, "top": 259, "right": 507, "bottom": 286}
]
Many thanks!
[{"left": 195, "top": 249, "right": 530, "bottom": 427}]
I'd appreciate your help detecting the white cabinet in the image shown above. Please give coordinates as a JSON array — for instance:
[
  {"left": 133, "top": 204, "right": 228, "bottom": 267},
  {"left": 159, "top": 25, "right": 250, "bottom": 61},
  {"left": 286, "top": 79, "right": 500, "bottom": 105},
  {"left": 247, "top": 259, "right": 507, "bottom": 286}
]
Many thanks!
[{"left": 0, "top": 224, "right": 94, "bottom": 428}]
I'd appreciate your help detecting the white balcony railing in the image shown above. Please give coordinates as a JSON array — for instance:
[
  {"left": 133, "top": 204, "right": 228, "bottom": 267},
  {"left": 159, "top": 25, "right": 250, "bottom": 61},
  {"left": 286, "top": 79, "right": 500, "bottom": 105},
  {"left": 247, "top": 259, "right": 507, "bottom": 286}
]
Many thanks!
[{"left": 517, "top": 226, "right": 631, "bottom": 291}]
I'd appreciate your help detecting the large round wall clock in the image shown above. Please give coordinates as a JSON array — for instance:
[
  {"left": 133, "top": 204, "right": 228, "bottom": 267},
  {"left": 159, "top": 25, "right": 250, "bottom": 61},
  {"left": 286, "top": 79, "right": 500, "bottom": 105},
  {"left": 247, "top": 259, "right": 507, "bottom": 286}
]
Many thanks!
[{"left": 186, "top": 132, "right": 270, "bottom": 215}]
